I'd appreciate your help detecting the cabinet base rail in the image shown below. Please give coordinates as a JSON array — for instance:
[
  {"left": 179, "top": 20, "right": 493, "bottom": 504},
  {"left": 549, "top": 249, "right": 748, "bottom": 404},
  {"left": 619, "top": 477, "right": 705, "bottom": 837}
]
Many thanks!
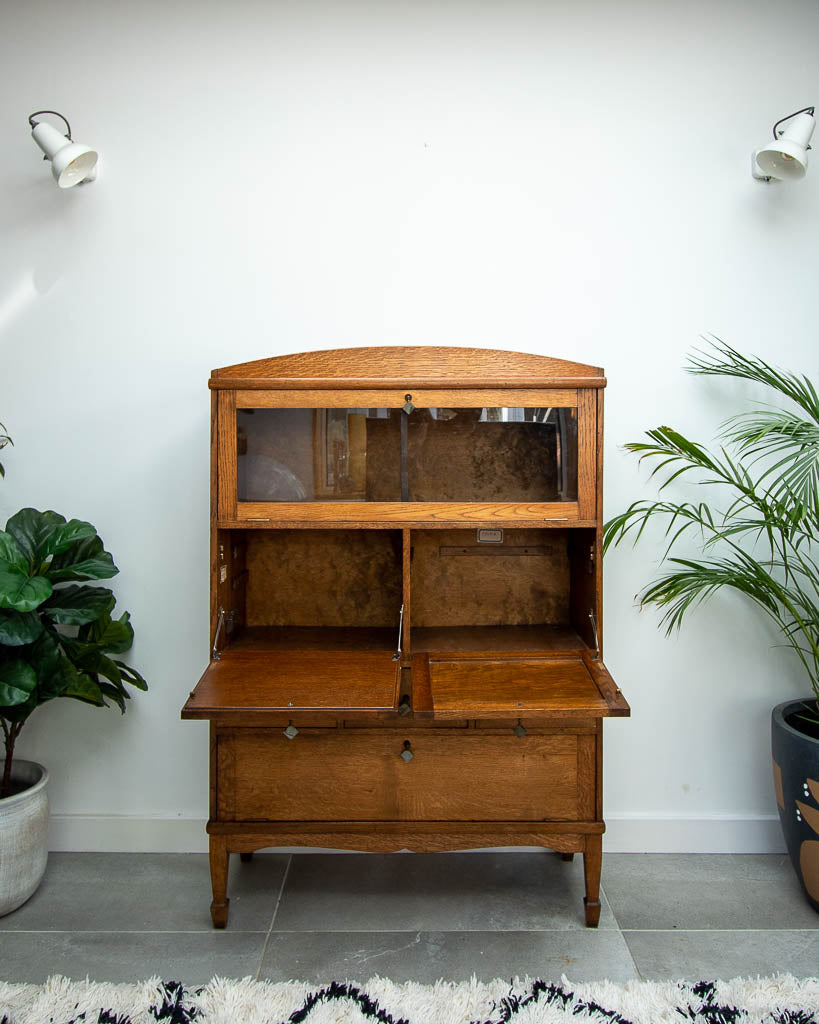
[{"left": 206, "top": 822, "right": 604, "bottom": 929}]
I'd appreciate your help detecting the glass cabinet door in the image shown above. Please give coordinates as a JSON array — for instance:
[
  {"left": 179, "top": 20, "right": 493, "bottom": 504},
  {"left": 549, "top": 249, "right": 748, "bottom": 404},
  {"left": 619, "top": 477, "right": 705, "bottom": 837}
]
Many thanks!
[{"left": 221, "top": 390, "right": 595, "bottom": 523}]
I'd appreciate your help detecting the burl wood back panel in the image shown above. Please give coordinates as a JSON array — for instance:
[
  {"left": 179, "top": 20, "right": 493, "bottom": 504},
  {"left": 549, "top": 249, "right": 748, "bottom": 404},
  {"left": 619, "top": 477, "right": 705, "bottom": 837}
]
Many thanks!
[
  {"left": 245, "top": 530, "right": 402, "bottom": 627},
  {"left": 411, "top": 529, "right": 570, "bottom": 627},
  {"left": 366, "top": 414, "right": 559, "bottom": 503}
]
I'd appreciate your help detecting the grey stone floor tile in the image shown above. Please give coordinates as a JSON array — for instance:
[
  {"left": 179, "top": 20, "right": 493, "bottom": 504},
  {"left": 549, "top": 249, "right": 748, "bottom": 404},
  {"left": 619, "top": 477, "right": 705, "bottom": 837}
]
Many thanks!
[
  {"left": 624, "top": 929, "right": 819, "bottom": 981},
  {"left": 0, "top": 853, "right": 288, "bottom": 933},
  {"left": 601, "top": 854, "right": 819, "bottom": 930},
  {"left": 0, "top": 930, "right": 267, "bottom": 984},
  {"left": 258, "top": 930, "right": 640, "bottom": 984},
  {"left": 273, "top": 852, "right": 616, "bottom": 932}
]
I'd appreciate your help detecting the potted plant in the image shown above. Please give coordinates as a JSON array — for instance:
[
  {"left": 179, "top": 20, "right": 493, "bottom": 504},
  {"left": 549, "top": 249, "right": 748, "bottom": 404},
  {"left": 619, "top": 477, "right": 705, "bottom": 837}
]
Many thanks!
[
  {"left": 0, "top": 507, "right": 146, "bottom": 915},
  {"left": 603, "top": 340, "right": 819, "bottom": 910}
]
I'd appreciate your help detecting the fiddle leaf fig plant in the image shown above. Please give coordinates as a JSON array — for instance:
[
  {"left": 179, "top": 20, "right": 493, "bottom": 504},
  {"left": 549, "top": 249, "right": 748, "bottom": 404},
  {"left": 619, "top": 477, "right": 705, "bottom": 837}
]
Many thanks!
[
  {"left": 0, "top": 508, "right": 147, "bottom": 798},
  {"left": 603, "top": 341, "right": 819, "bottom": 723}
]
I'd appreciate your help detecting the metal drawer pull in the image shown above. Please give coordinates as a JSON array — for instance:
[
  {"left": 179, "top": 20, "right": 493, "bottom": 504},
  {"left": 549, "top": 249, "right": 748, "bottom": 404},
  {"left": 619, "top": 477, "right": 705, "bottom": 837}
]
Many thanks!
[
  {"left": 400, "top": 740, "right": 414, "bottom": 762},
  {"left": 283, "top": 724, "right": 299, "bottom": 740},
  {"left": 514, "top": 721, "right": 527, "bottom": 739}
]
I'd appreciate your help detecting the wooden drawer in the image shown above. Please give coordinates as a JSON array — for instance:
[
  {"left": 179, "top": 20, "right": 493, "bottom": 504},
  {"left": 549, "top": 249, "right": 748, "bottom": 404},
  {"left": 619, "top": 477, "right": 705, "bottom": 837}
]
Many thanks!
[{"left": 216, "top": 728, "right": 594, "bottom": 823}]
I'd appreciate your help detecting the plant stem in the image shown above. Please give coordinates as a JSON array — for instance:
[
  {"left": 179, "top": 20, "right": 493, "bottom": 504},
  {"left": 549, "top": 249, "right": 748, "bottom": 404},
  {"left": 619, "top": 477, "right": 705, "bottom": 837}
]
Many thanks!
[{"left": 1, "top": 720, "right": 23, "bottom": 800}]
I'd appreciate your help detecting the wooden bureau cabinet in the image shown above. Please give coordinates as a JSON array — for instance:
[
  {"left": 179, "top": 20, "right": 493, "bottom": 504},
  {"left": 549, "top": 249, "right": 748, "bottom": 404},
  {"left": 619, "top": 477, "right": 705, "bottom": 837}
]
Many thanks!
[{"left": 182, "top": 346, "right": 629, "bottom": 928}]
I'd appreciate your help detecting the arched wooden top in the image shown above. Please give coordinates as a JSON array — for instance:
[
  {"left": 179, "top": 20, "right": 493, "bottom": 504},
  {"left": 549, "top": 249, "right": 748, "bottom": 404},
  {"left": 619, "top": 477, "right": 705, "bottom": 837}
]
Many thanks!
[{"left": 210, "top": 346, "right": 605, "bottom": 390}]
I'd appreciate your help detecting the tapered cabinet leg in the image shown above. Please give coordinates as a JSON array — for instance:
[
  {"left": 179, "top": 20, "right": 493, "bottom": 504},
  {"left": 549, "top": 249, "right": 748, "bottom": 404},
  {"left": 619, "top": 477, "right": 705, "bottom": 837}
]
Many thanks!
[
  {"left": 583, "top": 835, "right": 602, "bottom": 928},
  {"left": 240, "top": 851, "right": 254, "bottom": 863},
  {"left": 561, "top": 852, "right": 575, "bottom": 862},
  {"left": 209, "top": 835, "right": 230, "bottom": 928}
]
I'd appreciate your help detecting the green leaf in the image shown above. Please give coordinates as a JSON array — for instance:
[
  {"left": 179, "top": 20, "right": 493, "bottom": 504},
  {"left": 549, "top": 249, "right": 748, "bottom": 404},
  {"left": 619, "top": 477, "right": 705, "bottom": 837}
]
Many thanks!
[
  {"left": 114, "top": 660, "right": 148, "bottom": 691},
  {"left": 0, "top": 570, "right": 53, "bottom": 612},
  {"left": 0, "top": 658, "right": 37, "bottom": 707},
  {"left": 97, "top": 680, "right": 127, "bottom": 712},
  {"left": 41, "top": 519, "right": 97, "bottom": 561},
  {"left": 0, "top": 530, "right": 27, "bottom": 573},
  {"left": 79, "top": 610, "right": 134, "bottom": 653},
  {"left": 29, "top": 631, "right": 68, "bottom": 701},
  {"left": 60, "top": 671, "right": 105, "bottom": 706},
  {"left": 48, "top": 535, "right": 118, "bottom": 582},
  {"left": 0, "top": 609, "right": 43, "bottom": 646},
  {"left": 6, "top": 509, "right": 65, "bottom": 563},
  {"left": 42, "top": 585, "right": 115, "bottom": 625}
]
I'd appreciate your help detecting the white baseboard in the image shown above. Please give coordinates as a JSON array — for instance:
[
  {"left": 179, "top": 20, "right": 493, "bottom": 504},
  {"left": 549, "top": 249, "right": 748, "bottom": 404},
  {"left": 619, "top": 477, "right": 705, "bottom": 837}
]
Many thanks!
[
  {"left": 604, "top": 815, "right": 786, "bottom": 853},
  {"left": 47, "top": 814, "right": 787, "bottom": 855}
]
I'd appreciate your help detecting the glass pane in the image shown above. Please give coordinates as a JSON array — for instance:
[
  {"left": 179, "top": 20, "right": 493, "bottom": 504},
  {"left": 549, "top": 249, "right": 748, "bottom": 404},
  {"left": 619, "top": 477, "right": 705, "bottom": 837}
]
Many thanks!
[
  {"left": 237, "top": 408, "right": 402, "bottom": 502},
  {"left": 407, "top": 407, "right": 577, "bottom": 502}
]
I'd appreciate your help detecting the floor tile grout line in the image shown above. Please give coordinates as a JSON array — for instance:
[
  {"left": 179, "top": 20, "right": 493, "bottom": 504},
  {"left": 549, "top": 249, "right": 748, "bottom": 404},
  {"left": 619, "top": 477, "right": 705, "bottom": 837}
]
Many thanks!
[
  {"left": 620, "top": 927, "right": 819, "bottom": 933},
  {"left": 255, "top": 854, "right": 293, "bottom": 981},
  {"left": 600, "top": 882, "right": 644, "bottom": 981},
  {"left": 2, "top": 926, "right": 816, "bottom": 936}
]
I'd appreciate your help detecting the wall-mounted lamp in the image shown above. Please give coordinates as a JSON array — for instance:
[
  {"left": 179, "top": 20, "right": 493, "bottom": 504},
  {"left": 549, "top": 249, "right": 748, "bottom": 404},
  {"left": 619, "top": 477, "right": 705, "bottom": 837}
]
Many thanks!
[
  {"left": 752, "top": 106, "right": 815, "bottom": 182},
  {"left": 28, "top": 111, "right": 98, "bottom": 188}
]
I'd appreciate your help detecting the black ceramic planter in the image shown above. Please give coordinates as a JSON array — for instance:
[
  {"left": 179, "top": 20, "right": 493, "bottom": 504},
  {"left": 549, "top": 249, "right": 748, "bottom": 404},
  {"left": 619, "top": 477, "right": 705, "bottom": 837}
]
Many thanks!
[{"left": 771, "top": 699, "right": 819, "bottom": 912}]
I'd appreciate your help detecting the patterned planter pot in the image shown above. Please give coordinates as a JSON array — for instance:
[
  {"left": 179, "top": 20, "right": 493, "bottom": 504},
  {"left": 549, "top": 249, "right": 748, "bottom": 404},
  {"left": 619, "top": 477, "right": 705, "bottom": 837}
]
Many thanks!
[
  {"left": 0, "top": 760, "right": 49, "bottom": 917},
  {"left": 771, "top": 700, "right": 819, "bottom": 912}
]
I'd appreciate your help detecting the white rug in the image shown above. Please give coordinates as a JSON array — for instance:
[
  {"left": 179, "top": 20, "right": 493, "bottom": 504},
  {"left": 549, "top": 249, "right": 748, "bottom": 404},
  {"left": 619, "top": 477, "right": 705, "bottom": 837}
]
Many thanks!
[{"left": 1, "top": 974, "right": 818, "bottom": 1024}]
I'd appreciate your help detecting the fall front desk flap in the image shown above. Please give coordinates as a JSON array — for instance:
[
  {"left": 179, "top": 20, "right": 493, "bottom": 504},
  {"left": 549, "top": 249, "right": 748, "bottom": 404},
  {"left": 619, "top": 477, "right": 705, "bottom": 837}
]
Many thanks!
[{"left": 181, "top": 650, "right": 628, "bottom": 721}]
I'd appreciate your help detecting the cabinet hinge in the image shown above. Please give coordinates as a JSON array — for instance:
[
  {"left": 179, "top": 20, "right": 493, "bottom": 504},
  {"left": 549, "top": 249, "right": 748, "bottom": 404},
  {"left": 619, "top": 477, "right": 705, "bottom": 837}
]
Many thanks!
[
  {"left": 588, "top": 609, "right": 599, "bottom": 657},
  {"left": 212, "top": 607, "right": 225, "bottom": 661},
  {"left": 392, "top": 603, "right": 405, "bottom": 662}
]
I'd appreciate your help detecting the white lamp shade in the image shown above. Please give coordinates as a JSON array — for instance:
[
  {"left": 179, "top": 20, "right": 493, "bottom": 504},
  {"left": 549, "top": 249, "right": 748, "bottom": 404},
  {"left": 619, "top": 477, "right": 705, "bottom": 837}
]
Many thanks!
[
  {"left": 31, "top": 120, "right": 98, "bottom": 188},
  {"left": 51, "top": 142, "right": 98, "bottom": 187},
  {"left": 754, "top": 111, "right": 815, "bottom": 181}
]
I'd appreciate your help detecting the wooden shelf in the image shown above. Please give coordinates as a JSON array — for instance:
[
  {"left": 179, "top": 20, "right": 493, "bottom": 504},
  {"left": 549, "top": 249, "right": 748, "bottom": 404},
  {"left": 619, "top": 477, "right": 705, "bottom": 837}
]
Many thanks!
[{"left": 228, "top": 626, "right": 397, "bottom": 653}]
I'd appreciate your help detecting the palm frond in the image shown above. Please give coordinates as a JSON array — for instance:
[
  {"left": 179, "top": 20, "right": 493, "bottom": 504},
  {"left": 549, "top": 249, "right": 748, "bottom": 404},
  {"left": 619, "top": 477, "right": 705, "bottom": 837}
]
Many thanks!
[
  {"left": 718, "top": 410, "right": 819, "bottom": 528},
  {"left": 687, "top": 338, "right": 819, "bottom": 424}
]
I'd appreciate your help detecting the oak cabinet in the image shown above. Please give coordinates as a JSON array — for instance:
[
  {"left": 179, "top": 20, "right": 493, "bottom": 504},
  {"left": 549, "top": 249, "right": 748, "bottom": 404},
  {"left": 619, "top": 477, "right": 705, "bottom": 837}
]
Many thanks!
[{"left": 182, "top": 346, "right": 629, "bottom": 927}]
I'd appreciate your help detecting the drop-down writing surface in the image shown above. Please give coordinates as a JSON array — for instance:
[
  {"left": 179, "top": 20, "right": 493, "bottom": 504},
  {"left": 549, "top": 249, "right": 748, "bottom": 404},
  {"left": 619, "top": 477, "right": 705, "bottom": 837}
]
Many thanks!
[
  {"left": 182, "top": 650, "right": 401, "bottom": 721},
  {"left": 424, "top": 653, "right": 629, "bottom": 719}
]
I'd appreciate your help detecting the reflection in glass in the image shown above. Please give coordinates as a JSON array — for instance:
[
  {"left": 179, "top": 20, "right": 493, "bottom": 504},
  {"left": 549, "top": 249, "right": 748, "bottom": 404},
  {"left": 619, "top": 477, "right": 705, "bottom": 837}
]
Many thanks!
[
  {"left": 405, "top": 408, "right": 576, "bottom": 503},
  {"left": 237, "top": 408, "right": 400, "bottom": 502}
]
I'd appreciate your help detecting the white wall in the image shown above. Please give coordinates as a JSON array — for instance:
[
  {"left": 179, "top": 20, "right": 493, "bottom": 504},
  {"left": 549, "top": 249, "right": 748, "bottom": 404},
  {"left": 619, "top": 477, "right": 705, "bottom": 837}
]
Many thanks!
[{"left": 1, "top": 0, "right": 816, "bottom": 853}]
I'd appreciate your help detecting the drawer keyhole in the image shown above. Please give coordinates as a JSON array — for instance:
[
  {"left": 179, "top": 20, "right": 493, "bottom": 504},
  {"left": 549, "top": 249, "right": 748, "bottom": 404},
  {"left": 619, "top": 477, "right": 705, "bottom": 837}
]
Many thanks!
[{"left": 400, "top": 740, "right": 414, "bottom": 762}]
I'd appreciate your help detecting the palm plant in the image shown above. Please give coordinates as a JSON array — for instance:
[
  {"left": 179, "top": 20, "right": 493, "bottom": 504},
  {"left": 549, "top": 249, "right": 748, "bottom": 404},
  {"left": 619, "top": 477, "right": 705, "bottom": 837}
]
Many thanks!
[
  {"left": 0, "top": 421, "right": 11, "bottom": 478},
  {"left": 603, "top": 340, "right": 819, "bottom": 723}
]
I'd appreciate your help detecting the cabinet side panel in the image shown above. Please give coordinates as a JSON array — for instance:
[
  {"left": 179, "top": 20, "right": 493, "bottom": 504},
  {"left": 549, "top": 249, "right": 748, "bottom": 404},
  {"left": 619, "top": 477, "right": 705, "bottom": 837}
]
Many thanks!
[
  {"left": 576, "top": 733, "right": 597, "bottom": 820},
  {"left": 577, "top": 389, "right": 597, "bottom": 521},
  {"left": 217, "top": 391, "right": 237, "bottom": 521},
  {"left": 215, "top": 732, "right": 236, "bottom": 822},
  {"left": 596, "top": 388, "right": 605, "bottom": 657},
  {"left": 210, "top": 391, "right": 220, "bottom": 654}
]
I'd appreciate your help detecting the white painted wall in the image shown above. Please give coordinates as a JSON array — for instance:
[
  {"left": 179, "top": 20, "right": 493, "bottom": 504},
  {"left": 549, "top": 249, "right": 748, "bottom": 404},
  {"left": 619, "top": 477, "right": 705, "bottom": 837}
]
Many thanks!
[{"left": 1, "top": 0, "right": 816, "bottom": 853}]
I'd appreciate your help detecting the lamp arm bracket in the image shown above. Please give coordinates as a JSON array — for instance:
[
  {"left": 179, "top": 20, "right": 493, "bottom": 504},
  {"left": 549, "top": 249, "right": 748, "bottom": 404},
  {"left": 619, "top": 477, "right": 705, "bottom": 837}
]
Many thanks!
[
  {"left": 27, "top": 110, "right": 72, "bottom": 139},
  {"left": 772, "top": 106, "right": 815, "bottom": 140}
]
